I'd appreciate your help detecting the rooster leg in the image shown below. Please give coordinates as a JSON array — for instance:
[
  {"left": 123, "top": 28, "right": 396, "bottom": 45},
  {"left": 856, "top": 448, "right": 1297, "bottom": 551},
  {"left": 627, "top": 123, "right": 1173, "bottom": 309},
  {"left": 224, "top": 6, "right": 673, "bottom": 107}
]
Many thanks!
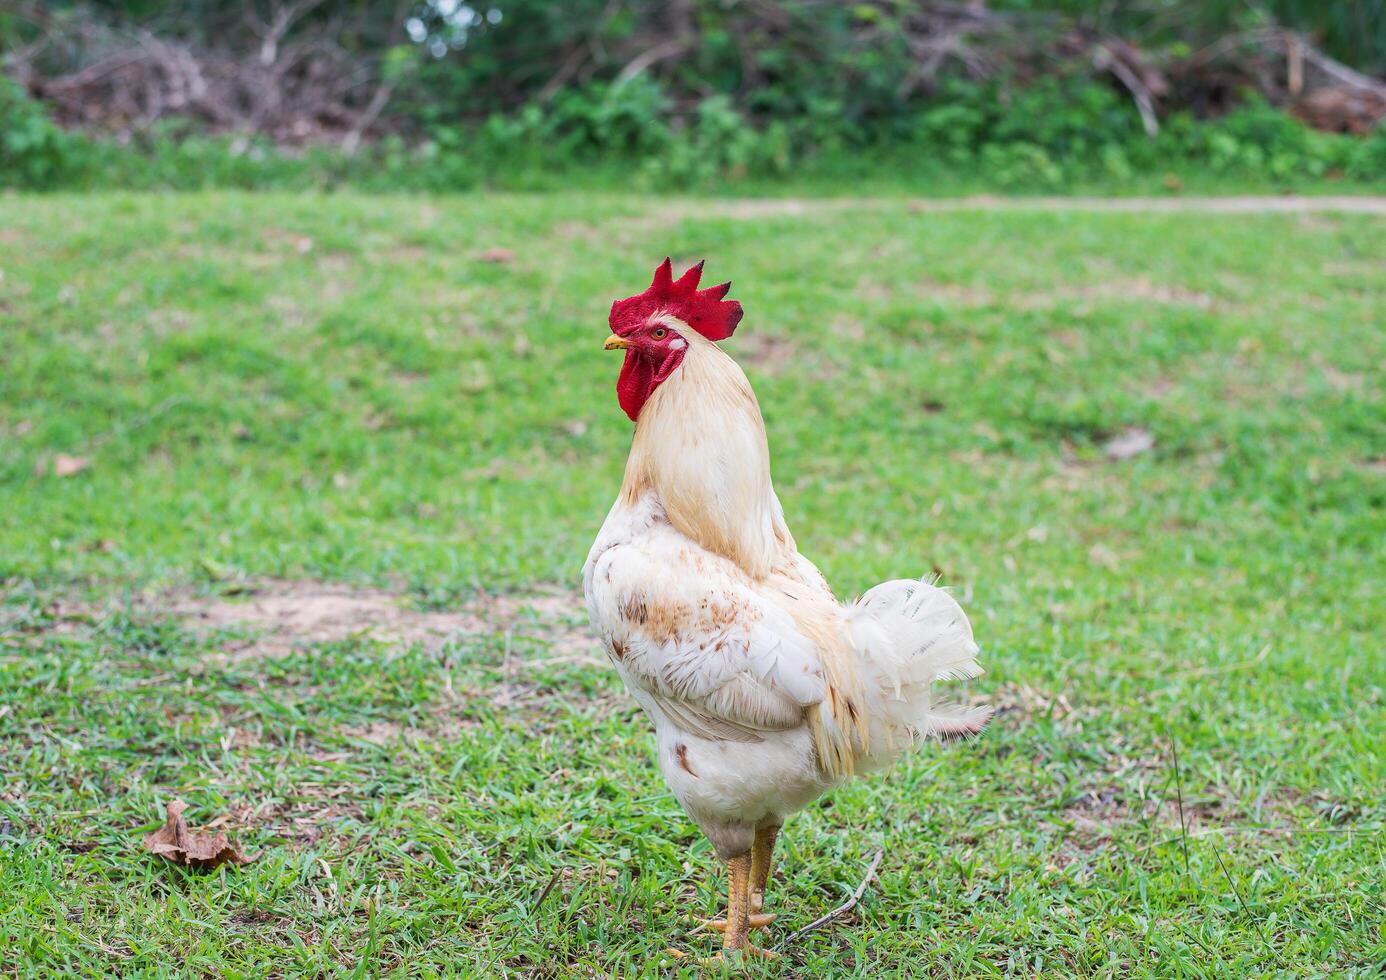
[
  {"left": 749, "top": 820, "right": 781, "bottom": 913},
  {"left": 667, "top": 854, "right": 778, "bottom": 962},
  {"left": 716, "top": 852, "right": 777, "bottom": 958},
  {"left": 698, "top": 840, "right": 778, "bottom": 933},
  {"left": 723, "top": 853, "right": 753, "bottom": 951},
  {"left": 703, "top": 819, "right": 781, "bottom": 929}
]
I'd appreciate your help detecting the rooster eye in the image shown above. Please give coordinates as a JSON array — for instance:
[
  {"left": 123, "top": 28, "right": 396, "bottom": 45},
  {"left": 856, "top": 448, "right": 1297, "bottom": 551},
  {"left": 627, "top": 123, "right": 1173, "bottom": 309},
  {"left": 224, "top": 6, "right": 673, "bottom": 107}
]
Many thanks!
[{"left": 652, "top": 327, "right": 667, "bottom": 339}]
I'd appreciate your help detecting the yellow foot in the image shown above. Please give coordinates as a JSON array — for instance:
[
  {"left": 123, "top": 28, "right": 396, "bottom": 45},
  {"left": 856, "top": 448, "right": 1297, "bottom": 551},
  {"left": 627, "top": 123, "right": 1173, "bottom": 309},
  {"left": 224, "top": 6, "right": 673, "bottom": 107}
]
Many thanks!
[
  {"left": 697, "top": 912, "right": 776, "bottom": 933},
  {"left": 665, "top": 947, "right": 779, "bottom": 964},
  {"left": 706, "top": 946, "right": 780, "bottom": 962}
]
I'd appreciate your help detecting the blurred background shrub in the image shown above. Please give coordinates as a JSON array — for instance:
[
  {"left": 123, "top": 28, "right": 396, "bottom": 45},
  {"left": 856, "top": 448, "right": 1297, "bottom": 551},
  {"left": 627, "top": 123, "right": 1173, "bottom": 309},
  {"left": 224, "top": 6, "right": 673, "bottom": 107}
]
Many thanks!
[{"left": 1, "top": 0, "right": 1383, "bottom": 191}]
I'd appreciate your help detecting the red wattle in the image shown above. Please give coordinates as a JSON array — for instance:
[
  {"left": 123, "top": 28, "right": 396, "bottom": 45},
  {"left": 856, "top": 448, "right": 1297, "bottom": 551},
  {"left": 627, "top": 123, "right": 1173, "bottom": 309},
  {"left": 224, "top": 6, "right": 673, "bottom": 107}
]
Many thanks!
[{"left": 617, "top": 350, "right": 654, "bottom": 421}]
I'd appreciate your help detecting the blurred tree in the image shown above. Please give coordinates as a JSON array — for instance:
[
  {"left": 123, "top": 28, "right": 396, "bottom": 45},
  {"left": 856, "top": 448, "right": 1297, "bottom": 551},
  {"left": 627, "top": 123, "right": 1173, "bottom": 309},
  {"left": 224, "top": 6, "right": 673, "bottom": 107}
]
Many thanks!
[{"left": 1, "top": 0, "right": 1381, "bottom": 143}]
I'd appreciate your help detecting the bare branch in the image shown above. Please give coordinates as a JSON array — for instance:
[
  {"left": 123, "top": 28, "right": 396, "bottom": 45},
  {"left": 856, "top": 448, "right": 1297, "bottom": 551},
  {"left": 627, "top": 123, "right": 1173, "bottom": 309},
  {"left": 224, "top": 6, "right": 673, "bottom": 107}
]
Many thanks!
[
  {"left": 778, "top": 849, "right": 883, "bottom": 947},
  {"left": 1095, "top": 41, "right": 1161, "bottom": 136},
  {"left": 342, "top": 77, "right": 396, "bottom": 155},
  {"left": 614, "top": 38, "right": 692, "bottom": 87}
]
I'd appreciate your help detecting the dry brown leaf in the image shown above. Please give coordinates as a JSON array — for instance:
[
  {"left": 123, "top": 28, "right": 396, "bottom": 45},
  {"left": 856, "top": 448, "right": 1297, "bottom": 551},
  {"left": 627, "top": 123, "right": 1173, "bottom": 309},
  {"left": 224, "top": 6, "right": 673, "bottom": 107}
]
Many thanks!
[
  {"left": 1088, "top": 543, "right": 1121, "bottom": 569},
  {"left": 52, "top": 454, "right": 92, "bottom": 477},
  {"left": 1102, "top": 427, "right": 1155, "bottom": 461},
  {"left": 142, "top": 799, "right": 254, "bottom": 871},
  {"left": 478, "top": 247, "right": 515, "bottom": 264}
]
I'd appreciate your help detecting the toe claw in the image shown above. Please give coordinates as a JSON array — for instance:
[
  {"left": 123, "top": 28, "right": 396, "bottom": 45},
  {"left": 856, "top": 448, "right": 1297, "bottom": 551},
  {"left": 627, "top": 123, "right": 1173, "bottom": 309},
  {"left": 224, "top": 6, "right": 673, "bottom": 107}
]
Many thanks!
[
  {"left": 667, "top": 948, "right": 778, "bottom": 966},
  {"left": 697, "top": 913, "right": 775, "bottom": 933},
  {"left": 729, "top": 944, "right": 779, "bottom": 960}
]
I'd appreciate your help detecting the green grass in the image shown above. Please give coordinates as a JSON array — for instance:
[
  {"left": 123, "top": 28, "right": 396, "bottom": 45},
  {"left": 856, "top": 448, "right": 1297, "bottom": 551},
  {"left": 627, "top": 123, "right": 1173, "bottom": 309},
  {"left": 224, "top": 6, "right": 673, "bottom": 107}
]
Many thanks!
[{"left": 1, "top": 191, "right": 1384, "bottom": 977}]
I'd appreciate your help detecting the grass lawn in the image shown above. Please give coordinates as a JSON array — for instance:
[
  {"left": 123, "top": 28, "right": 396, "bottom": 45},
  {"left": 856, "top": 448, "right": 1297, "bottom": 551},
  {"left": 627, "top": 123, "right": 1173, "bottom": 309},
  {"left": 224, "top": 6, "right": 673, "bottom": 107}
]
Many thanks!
[{"left": 1, "top": 191, "right": 1383, "bottom": 977}]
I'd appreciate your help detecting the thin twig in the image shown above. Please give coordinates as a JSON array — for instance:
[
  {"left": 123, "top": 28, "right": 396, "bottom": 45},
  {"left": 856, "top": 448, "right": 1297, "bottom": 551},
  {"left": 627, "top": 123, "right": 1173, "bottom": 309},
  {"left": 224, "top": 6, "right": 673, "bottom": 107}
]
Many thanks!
[
  {"left": 1171, "top": 736, "right": 1190, "bottom": 875},
  {"left": 1176, "top": 922, "right": 1217, "bottom": 960},
  {"left": 85, "top": 394, "right": 186, "bottom": 451},
  {"left": 778, "top": 849, "right": 883, "bottom": 947},
  {"left": 1136, "top": 824, "right": 1382, "bottom": 854},
  {"left": 1174, "top": 644, "right": 1270, "bottom": 680},
  {"left": 531, "top": 868, "right": 562, "bottom": 913},
  {"left": 1213, "top": 845, "right": 1280, "bottom": 964}
]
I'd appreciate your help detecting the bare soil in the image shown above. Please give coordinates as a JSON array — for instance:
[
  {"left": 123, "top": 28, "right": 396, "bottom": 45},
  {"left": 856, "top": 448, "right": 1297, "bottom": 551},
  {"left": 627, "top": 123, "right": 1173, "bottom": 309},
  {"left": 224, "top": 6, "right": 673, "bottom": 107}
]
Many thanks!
[
  {"left": 674, "top": 195, "right": 1386, "bottom": 221},
  {"left": 162, "top": 581, "right": 593, "bottom": 661}
]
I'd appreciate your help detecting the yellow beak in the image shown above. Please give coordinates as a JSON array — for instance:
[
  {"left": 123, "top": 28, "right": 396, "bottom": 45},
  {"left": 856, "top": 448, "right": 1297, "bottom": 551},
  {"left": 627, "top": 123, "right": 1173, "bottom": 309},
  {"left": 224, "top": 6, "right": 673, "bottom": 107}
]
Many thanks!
[{"left": 603, "top": 335, "right": 631, "bottom": 351}]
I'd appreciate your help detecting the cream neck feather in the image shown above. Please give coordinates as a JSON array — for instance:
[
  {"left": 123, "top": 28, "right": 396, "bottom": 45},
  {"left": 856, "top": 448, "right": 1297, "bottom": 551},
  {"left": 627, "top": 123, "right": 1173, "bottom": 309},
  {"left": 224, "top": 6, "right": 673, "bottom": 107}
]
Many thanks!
[
  {"left": 617, "top": 322, "right": 870, "bottom": 775},
  {"left": 619, "top": 324, "right": 794, "bottom": 579}
]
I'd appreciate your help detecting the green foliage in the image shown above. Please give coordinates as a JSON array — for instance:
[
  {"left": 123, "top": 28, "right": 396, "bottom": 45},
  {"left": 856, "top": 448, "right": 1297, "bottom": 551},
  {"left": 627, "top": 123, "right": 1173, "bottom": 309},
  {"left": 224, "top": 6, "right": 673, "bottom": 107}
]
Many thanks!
[
  {"left": 4, "top": 0, "right": 1385, "bottom": 194},
  {"left": 0, "top": 78, "right": 79, "bottom": 187},
  {"left": 4, "top": 0, "right": 1386, "bottom": 193},
  {"left": 488, "top": 77, "right": 674, "bottom": 156},
  {"left": 1, "top": 60, "right": 1383, "bottom": 193}
]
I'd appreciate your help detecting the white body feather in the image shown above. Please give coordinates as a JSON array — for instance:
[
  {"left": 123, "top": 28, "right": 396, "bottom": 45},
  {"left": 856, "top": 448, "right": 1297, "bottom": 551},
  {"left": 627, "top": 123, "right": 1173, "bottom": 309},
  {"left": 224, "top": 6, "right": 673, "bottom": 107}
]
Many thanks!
[{"left": 583, "top": 320, "right": 986, "bottom": 857}]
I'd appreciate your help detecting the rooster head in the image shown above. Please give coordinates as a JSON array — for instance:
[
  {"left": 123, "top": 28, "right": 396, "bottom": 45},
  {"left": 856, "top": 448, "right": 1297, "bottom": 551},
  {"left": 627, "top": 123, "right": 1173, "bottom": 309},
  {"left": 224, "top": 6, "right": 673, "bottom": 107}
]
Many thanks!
[{"left": 604, "top": 258, "right": 743, "bottom": 421}]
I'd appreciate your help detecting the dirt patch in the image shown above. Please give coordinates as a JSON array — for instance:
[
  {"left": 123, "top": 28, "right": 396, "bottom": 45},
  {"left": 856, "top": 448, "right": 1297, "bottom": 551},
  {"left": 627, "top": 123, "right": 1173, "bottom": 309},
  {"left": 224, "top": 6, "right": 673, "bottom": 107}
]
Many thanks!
[
  {"left": 734, "top": 330, "right": 803, "bottom": 376},
  {"left": 1022, "top": 278, "right": 1219, "bottom": 311},
  {"left": 167, "top": 581, "right": 593, "bottom": 661},
  {"left": 552, "top": 220, "right": 600, "bottom": 241},
  {"left": 904, "top": 195, "right": 1386, "bottom": 215},
  {"left": 341, "top": 720, "right": 405, "bottom": 745},
  {"left": 211, "top": 793, "right": 365, "bottom": 848},
  {"left": 915, "top": 277, "right": 993, "bottom": 305},
  {"left": 683, "top": 198, "right": 847, "bottom": 220},
  {"left": 991, "top": 682, "right": 1083, "bottom": 732},
  {"left": 653, "top": 195, "right": 1386, "bottom": 225},
  {"left": 172, "top": 583, "right": 480, "bottom": 658}
]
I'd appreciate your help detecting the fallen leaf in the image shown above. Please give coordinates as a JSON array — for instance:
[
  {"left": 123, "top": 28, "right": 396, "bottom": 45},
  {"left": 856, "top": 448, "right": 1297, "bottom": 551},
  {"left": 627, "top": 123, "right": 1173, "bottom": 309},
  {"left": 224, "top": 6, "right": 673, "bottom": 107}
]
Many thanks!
[
  {"left": 1088, "top": 543, "right": 1120, "bottom": 569},
  {"left": 52, "top": 454, "right": 92, "bottom": 478},
  {"left": 142, "top": 799, "right": 254, "bottom": 871},
  {"left": 478, "top": 247, "right": 515, "bottom": 264},
  {"left": 1102, "top": 427, "right": 1154, "bottom": 461}
]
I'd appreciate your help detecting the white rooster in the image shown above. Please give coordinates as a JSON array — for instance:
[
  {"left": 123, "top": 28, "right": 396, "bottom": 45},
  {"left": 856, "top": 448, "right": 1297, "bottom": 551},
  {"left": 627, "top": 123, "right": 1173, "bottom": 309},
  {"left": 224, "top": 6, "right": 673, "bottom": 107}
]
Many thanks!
[{"left": 583, "top": 259, "right": 989, "bottom": 959}]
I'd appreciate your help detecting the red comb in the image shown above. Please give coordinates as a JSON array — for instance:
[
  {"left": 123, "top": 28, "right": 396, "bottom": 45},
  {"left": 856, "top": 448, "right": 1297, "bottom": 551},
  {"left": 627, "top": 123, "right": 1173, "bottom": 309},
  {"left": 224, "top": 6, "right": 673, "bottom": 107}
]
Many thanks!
[{"left": 609, "top": 258, "right": 743, "bottom": 342}]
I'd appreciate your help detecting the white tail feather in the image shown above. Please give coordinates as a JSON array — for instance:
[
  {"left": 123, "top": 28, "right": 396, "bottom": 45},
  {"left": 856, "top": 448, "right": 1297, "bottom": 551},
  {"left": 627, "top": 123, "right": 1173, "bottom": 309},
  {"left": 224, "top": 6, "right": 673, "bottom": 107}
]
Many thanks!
[{"left": 843, "top": 578, "right": 990, "bottom": 771}]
